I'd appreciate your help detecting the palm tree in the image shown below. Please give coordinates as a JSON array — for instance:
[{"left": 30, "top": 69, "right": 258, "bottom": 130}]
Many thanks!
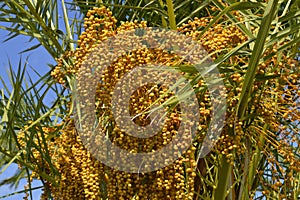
[{"left": 0, "top": 0, "right": 299, "bottom": 199}]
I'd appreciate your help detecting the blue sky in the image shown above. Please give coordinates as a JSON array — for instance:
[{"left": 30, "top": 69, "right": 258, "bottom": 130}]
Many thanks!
[
  {"left": 0, "top": 3, "right": 81, "bottom": 199},
  {"left": 0, "top": 26, "right": 55, "bottom": 200}
]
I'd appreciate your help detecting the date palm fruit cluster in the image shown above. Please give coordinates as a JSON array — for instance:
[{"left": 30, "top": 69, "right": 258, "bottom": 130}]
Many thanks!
[
  {"left": 178, "top": 10, "right": 300, "bottom": 198},
  {"left": 50, "top": 6, "right": 199, "bottom": 199},
  {"left": 19, "top": 5, "right": 299, "bottom": 199}
]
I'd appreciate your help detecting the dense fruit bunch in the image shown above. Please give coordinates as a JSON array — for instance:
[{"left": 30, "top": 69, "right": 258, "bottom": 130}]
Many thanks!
[
  {"left": 19, "top": 5, "right": 299, "bottom": 200},
  {"left": 50, "top": 6, "right": 200, "bottom": 199}
]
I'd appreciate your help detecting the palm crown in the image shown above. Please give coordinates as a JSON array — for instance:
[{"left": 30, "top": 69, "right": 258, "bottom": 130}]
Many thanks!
[{"left": 0, "top": 0, "right": 299, "bottom": 199}]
